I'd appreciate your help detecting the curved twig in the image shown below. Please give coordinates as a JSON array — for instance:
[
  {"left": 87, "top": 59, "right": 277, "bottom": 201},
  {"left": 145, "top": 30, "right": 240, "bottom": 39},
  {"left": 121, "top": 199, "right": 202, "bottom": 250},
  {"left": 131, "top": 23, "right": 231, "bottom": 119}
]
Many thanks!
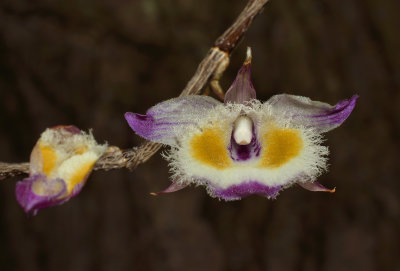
[{"left": 0, "top": 0, "right": 270, "bottom": 180}]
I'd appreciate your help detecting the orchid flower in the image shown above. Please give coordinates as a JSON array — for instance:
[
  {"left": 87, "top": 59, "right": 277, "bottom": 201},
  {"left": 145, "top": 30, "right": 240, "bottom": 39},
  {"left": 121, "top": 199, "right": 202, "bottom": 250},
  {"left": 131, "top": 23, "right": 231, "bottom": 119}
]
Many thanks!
[
  {"left": 16, "top": 126, "right": 107, "bottom": 215},
  {"left": 125, "top": 48, "right": 358, "bottom": 200}
]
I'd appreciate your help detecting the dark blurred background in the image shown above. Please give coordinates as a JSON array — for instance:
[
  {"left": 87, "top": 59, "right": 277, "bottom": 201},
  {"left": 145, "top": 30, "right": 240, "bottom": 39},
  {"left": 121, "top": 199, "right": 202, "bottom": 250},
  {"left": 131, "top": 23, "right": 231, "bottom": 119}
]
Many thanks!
[{"left": 0, "top": 0, "right": 399, "bottom": 270}]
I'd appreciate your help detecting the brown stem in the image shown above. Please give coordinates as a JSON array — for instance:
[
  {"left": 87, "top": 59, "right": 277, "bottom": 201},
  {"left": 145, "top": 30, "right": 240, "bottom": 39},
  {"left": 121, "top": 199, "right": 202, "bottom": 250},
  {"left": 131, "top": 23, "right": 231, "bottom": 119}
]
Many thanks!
[
  {"left": 215, "top": 0, "right": 270, "bottom": 53},
  {"left": 0, "top": 0, "right": 270, "bottom": 180}
]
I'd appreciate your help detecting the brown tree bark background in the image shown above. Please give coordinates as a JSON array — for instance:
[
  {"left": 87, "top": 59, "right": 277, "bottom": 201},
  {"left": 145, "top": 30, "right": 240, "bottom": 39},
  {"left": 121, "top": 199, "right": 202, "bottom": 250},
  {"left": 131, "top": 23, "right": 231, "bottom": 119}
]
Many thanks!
[{"left": 0, "top": 0, "right": 399, "bottom": 270}]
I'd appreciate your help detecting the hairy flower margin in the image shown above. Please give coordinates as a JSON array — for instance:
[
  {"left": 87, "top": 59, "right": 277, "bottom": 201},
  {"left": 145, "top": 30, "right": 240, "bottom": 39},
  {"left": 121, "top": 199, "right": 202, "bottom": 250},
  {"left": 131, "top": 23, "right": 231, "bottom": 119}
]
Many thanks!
[
  {"left": 125, "top": 48, "right": 358, "bottom": 200},
  {"left": 15, "top": 126, "right": 107, "bottom": 215}
]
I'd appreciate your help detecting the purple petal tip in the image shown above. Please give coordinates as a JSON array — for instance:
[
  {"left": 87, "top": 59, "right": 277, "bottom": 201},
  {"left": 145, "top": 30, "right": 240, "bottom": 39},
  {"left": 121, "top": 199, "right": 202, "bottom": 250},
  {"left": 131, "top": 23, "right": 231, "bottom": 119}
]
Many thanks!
[
  {"left": 125, "top": 112, "right": 156, "bottom": 140},
  {"left": 323, "top": 94, "right": 358, "bottom": 130},
  {"left": 15, "top": 174, "right": 67, "bottom": 215},
  {"left": 334, "top": 94, "right": 358, "bottom": 114}
]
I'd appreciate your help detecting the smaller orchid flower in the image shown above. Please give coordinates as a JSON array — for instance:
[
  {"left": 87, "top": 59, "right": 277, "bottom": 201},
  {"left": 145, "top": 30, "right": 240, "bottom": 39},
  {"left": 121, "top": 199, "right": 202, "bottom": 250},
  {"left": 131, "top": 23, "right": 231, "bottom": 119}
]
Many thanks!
[
  {"left": 16, "top": 125, "right": 107, "bottom": 215},
  {"left": 125, "top": 48, "right": 358, "bottom": 201}
]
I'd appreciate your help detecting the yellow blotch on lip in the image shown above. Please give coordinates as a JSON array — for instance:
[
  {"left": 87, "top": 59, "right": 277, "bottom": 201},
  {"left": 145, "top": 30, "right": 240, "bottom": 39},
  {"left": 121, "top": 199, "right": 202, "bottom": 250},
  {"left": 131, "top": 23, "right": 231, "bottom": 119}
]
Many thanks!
[
  {"left": 260, "top": 128, "right": 303, "bottom": 168},
  {"left": 66, "top": 160, "right": 95, "bottom": 193},
  {"left": 40, "top": 144, "right": 57, "bottom": 176},
  {"left": 190, "top": 127, "right": 232, "bottom": 169}
]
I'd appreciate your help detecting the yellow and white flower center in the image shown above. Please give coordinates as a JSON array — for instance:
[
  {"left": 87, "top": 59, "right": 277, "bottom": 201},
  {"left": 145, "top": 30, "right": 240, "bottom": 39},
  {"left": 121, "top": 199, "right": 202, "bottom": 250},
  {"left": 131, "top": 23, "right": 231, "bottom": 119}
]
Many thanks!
[{"left": 168, "top": 102, "right": 329, "bottom": 190}]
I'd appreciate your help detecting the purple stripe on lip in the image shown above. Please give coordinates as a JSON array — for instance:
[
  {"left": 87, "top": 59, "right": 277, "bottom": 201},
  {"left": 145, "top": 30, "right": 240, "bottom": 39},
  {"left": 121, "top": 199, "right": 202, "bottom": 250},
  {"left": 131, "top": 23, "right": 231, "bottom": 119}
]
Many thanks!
[{"left": 213, "top": 181, "right": 282, "bottom": 200}]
